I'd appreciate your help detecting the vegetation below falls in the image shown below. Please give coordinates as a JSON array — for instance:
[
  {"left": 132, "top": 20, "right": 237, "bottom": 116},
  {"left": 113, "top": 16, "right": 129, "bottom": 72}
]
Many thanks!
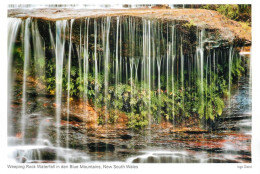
[{"left": 10, "top": 16, "right": 249, "bottom": 130}]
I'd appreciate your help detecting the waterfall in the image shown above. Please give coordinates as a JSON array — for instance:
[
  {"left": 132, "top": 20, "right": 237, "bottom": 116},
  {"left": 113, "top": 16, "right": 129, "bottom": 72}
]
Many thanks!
[
  {"left": 196, "top": 29, "right": 205, "bottom": 119},
  {"left": 31, "top": 19, "right": 46, "bottom": 89},
  {"left": 228, "top": 46, "right": 234, "bottom": 110},
  {"left": 55, "top": 20, "right": 67, "bottom": 157},
  {"left": 104, "top": 17, "right": 111, "bottom": 125},
  {"left": 7, "top": 13, "right": 250, "bottom": 163},
  {"left": 148, "top": 20, "right": 151, "bottom": 132},
  {"left": 94, "top": 19, "right": 98, "bottom": 131},
  {"left": 115, "top": 17, "right": 120, "bottom": 105},
  {"left": 180, "top": 39, "right": 184, "bottom": 119},
  {"left": 171, "top": 25, "right": 176, "bottom": 125},
  {"left": 103, "top": 17, "right": 111, "bottom": 159},
  {"left": 156, "top": 22, "right": 163, "bottom": 123},
  {"left": 8, "top": 18, "right": 22, "bottom": 136},
  {"left": 200, "top": 30, "right": 205, "bottom": 113},
  {"left": 21, "top": 18, "right": 31, "bottom": 144},
  {"left": 66, "top": 19, "right": 74, "bottom": 151},
  {"left": 8, "top": 18, "right": 22, "bottom": 61},
  {"left": 9, "top": 17, "right": 244, "bottom": 132},
  {"left": 83, "top": 18, "right": 89, "bottom": 122}
]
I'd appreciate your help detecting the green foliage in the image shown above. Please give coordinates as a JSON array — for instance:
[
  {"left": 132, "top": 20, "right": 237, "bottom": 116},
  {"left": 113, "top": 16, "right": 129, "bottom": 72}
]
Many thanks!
[
  {"left": 203, "top": 80, "right": 225, "bottom": 120},
  {"left": 232, "top": 55, "right": 245, "bottom": 81},
  {"left": 39, "top": 51, "right": 243, "bottom": 127},
  {"left": 217, "top": 5, "right": 240, "bottom": 20},
  {"left": 128, "top": 112, "right": 149, "bottom": 129},
  {"left": 97, "top": 113, "right": 105, "bottom": 125},
  {"left": 183, "top": 19, "right": 195, "bottom": 28},
  {"left": 12, "top": 45, "right": 24, "bottom": 73},
  {"left": 11, "top": 35, "right": 247, "bottom": 130},
  {"left": 201, "top": 4, "right": 251, "bottom": 23},
  {"left": 37, "top": 57, "right": 45, "bottom": 68}
]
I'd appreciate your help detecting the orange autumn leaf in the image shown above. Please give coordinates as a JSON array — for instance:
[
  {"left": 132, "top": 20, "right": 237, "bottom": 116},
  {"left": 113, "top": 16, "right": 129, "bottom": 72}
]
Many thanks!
[{"left": 16, "top": 133, "right": 22, "bottom": 139}]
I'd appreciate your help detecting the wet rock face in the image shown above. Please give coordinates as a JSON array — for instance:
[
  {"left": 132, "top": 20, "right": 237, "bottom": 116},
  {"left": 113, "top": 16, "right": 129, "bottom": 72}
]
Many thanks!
[
  {"left": 49, "top": 124, "right": 89, "bottom": 149},
  {"left": 9, "top": 77, "right": 251, "bottom": 162},
  {"left": 61, "top": 113, "right": 83, "bottom": 122},
  {"left": 132, "top": 155, "right": 201, "bottom": 163},
  {"left": 8, "top": 8, "right": 251, "bottom": 43},
  {"left": 13, "top": 147, "right": 57, "bottom": 163},
  {"left": 39, "top": 148, "right": 57, "bottom": 160},
  {"left": 36, "top": 15, "right": 240, "bottom": 56},
  {"left": 87, "top": 142, "right": 115, "bottom": 152},
  {"left": 120, "top": 134, "right": 132, "bottom": 140}
]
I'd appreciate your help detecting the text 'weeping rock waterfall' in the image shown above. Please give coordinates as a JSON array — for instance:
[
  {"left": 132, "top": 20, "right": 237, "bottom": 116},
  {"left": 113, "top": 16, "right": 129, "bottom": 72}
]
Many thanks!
[{"left": 7, "top": 6, "right": 251, "bottom": 163}]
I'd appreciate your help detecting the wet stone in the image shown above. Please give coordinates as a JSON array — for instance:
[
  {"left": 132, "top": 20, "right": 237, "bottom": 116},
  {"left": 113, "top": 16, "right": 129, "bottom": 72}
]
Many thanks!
[
  {"left": 28, "top": 113, "right": 42, "bottom": 119},
  {"left": 132, "top": 158, "right": 141, "bottom": 163},
  {"left": 40, "top": 148, "right": 57, "bottom": 161},
  {"left": 133, "top": 144, "right": 146, "bottom": 149},
  {"left": 207, "top": 158, "right": 239, "bottom": 163},
  {"left": 238, "top": 150, "right": 251, "bottom": 156},
  {"left": 120, "top": 145, "right": 128, "bottom": 149},
  {"left": 237, "top": 156, "right": 251, "bottom": 162},
  {"left": 206, "top": 148, "right": 224, "bottom": 153},
  {"left": 120, "top": 134, "right": 132, "bottom": 140},
  {"left": 231, "top": 127, "right": 240, "bottom": 131},
  {"left": 87, "top": 142, "right": 115, "bottom": 152}
]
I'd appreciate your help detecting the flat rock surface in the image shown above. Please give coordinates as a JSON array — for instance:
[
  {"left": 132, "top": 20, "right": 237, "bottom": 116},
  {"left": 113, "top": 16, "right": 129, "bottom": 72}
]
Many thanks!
[{"left": 8, "top": 8, "right": 251, "bottom": 42}]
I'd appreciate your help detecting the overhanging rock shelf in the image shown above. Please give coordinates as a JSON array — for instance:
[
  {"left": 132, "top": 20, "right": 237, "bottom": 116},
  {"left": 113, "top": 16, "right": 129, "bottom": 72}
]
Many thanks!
[{"left": 8, "top": 8, "right": 251, "bottom": 44}]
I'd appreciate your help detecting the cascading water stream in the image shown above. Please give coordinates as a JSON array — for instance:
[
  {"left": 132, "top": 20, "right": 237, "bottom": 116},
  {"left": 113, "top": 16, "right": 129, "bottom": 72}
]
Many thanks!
[
  {"left": 66, "top": 19, "right": 74, "bottom": 155},
  {"left": 8, "top": 18, "right": 22, "bottom": 136},
  {"left": 115, "top": 17, "right": 120, "bottom": 108},
  {"left": 21, "top": 18, "right": 31, "bottom": 144},
  {"left": 147, "top": 20, "right": 151, "bottom": 137},
  {"left": 180, "top": 39, "right": 184, "bottom": 120},
  {"left": 196, "top": 29, "right": 205, "bottom": 121},
  {"left": 31, "top": 20, "right": 46, "bottom": 89},
  {"left": 104, "top": 17, "right": 111, "bottom": 158},
  {"left": 171, "top": 25, "right": 176, "bottom": 126},
  {"left": 8, "top": 19, "right": 22, "bottom": 61},
  {"left": 55, "top": 20, "right": 67, "bottom": 158},
  {"left": 228, "top": 46, "right": 234, "bottom": 110},
  {"left": 200, "top": 30, "right": 205, "bottom": 115},
  {"left": 83, "top": 18, "right": 89, "bottom": 123}
]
